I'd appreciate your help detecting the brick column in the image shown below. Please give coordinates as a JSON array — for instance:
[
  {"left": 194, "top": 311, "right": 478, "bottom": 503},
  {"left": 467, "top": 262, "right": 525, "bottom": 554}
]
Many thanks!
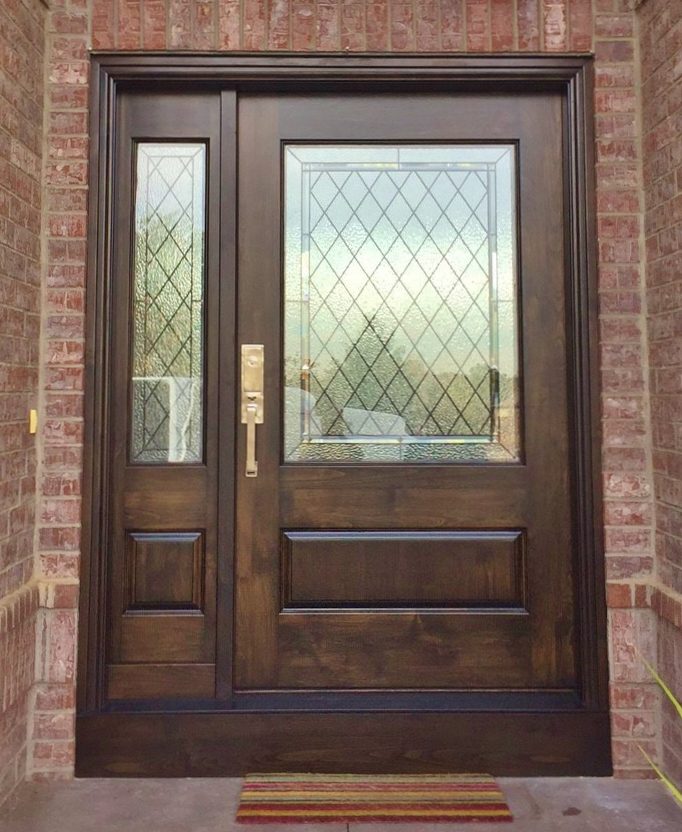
[
  {"left": 638, "top": 0, "right": 682, "bottom": 788},
  {"left": 0, "top": 0, "right": 47, "bottom": 811},
  {"left": 594, "top": 4, "right": 660, "bottom": 776},
  {"left": 29, "top": 0, "right": 88, "bottom": 782}
]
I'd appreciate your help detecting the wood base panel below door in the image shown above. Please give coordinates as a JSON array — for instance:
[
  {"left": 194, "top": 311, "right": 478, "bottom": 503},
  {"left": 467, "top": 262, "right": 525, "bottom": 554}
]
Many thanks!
[{"left": 76, "top": 711, "right": 612, "bottom": 777}]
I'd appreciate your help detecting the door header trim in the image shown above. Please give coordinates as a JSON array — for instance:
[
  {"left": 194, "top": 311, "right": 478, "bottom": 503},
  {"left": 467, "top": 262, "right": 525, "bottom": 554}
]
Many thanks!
[{"left": 91, "top": 50, "right": 592, "bottom": 76}]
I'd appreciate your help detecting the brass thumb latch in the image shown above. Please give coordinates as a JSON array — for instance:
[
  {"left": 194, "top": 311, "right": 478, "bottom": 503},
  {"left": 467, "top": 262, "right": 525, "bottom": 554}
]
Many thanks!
[{"left": 241, "top": 345, "right": 264, "bottom": 477}]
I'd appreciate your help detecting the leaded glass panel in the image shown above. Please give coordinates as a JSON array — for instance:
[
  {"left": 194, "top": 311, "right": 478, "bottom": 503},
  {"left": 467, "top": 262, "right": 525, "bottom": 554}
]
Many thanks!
[
  {"left": 284, "top": 144, "right": 520, "bottom": 463},
  {"left": 131, "top": 142, "right": 205, "bottom": 464}
]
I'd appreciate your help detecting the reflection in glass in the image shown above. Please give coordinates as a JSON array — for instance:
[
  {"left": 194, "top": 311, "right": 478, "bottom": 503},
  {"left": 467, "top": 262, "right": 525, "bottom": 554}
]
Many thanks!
[
  {"left": 130, "top": 143, "right": 205, "bottom": 463},
  {"left": 284, "top": 145, "right": 520, "bottom": 462}
]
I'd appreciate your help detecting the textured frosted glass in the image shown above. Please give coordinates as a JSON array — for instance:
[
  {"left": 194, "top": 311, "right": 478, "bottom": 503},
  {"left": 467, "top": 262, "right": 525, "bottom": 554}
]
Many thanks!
[
  {"left": 130, "top": 143, "right": 205, "bottom": 463},
  {"left": 284, "top": 145, "right": 520, "bottom": 463}
]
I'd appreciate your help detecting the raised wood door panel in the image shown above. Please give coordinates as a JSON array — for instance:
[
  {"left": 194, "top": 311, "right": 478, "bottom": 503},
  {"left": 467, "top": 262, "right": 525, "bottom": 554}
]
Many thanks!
[
  {"left": 105, "top": 91, "right": 224, "bottom": 700},
  {"left": 282, "top": 530, "right": 525, "bottom": 607},
  {"left": 235, "top": 92, "right": 575, "bottom": 693}
]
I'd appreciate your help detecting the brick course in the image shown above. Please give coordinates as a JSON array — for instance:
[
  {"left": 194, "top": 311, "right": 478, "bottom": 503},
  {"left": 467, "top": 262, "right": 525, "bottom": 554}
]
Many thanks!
[{"left": 5, "top": 0, "right": 675, "bottom": 785}]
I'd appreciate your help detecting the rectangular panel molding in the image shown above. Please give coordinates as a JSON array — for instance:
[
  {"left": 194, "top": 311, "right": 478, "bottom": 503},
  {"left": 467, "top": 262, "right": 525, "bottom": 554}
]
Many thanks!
[
  {"left": 281, "top": 530, "right": 526, "bottom": 609},
  {"left": 125, "top": 531, "right": 204, "bottom": 611}
]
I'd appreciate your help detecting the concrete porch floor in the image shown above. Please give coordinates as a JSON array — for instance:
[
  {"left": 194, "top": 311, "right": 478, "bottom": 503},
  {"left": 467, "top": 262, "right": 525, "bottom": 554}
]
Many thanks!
[{"left": 3, "top": 777, "right": 681, "bottom": 831}]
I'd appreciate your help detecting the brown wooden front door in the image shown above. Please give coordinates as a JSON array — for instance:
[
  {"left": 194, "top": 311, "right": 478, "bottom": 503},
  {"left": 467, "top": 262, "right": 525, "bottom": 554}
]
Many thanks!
[
  {"left": 236, "top": 92, "right": 573, "bottom": 694},
  {"left": 78, "top": 55, "right": 610, "bottom": 777}
]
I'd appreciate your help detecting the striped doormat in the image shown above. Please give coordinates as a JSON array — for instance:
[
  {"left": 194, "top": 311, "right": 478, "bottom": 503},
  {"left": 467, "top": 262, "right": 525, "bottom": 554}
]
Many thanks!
[{"left": 235, "top": 773, "right": 513, "bottom": 823}]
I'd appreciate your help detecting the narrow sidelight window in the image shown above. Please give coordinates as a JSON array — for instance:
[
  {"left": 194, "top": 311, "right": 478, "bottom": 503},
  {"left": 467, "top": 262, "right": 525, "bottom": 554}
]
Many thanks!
[{"left": 130, "top": 142, "right": 206, "bottom": 464}]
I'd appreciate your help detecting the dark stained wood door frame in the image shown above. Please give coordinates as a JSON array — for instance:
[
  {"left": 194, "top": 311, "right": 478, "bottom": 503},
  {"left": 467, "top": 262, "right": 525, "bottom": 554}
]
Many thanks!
[{"left": 79, "top": 53, "right": 609, "bottom": 775}]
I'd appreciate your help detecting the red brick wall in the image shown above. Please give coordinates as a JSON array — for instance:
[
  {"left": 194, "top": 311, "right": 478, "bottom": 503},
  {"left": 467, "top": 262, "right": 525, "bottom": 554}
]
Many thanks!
[
  {"left": 30, "top": 0, "right": 666, "bottom": 780},
  {"left": 639, "top": 0, "right": 682, "bottom": 788},
  {"left": 0, "top": 587, "right": 39, "bottom": 810},
  {"left": 0, "top": 0, "right": 46, "bottom": 811}
]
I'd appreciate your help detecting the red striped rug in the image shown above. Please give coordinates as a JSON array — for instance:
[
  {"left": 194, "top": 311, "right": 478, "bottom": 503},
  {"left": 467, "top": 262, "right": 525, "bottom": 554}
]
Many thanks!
[{"left": 235, "top": 773, "right": 513, "bottom": 823}]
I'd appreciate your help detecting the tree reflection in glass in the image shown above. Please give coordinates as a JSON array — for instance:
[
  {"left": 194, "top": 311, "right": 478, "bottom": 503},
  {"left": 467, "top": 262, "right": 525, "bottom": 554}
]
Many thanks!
[{"left": 284, "top": 145, "right": 520, "bottom": 463}]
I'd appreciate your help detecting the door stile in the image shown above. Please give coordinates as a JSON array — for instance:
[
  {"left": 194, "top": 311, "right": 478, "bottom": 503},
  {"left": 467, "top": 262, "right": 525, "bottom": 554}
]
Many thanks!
[
  {"left": 216, "top": 89, "right": 238, "bottom": 703},
  {"left": 235, "top": 96, "right": 283, "bottom": 688}
]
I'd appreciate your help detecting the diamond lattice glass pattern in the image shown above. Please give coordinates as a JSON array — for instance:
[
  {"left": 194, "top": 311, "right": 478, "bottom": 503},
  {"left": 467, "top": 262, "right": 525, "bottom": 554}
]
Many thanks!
[
  {"left": 131, "top": 143, "right": 205, "bottom": 464},
  {"left": 284, "top": 145, "right": 520, "bottom": 462}
]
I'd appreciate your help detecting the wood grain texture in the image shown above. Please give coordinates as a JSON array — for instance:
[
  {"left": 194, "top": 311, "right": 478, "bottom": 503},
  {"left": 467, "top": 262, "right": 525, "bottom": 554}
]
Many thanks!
[
  {"left": 126, "top": 532, "right": 204, "bottom": 609},
  {"left": 282, "top": 530, "right": 525, "bottom": 608},
  {"left": 276, "top": 609, "right": 533, "bottom": 688},
  {"left": 76, "top": 710, "right": 612, "bottom": 776},
  {"left": 119, "top": 614, "right": 209, "bottom": 664},
  {"left": 107, "top": 664, "right": 216, "bottom": 700}
]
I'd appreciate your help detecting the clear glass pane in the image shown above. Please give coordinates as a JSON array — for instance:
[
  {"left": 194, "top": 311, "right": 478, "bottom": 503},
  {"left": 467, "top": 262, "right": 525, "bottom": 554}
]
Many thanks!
[
  {"left": 130, "top": 143, "right": 205, "bottom": 463},
  {"left": 284, "top": 145, "right": 520, "bottom": 463}
]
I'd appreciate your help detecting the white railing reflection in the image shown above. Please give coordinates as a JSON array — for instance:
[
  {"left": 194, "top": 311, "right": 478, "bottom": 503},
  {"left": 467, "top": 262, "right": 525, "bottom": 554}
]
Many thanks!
[{"left": 132, "top": 376, "right": 202, "bottom": 463}]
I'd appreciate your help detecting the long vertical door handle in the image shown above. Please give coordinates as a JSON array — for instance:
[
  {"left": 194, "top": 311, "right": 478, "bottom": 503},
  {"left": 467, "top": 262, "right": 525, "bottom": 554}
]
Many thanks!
[
  {"left": 241, "top": 345, "right": 264, "bottom": 478},
  {"left": 244, "top": 401, "right": 258, "bottom": 477}
]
